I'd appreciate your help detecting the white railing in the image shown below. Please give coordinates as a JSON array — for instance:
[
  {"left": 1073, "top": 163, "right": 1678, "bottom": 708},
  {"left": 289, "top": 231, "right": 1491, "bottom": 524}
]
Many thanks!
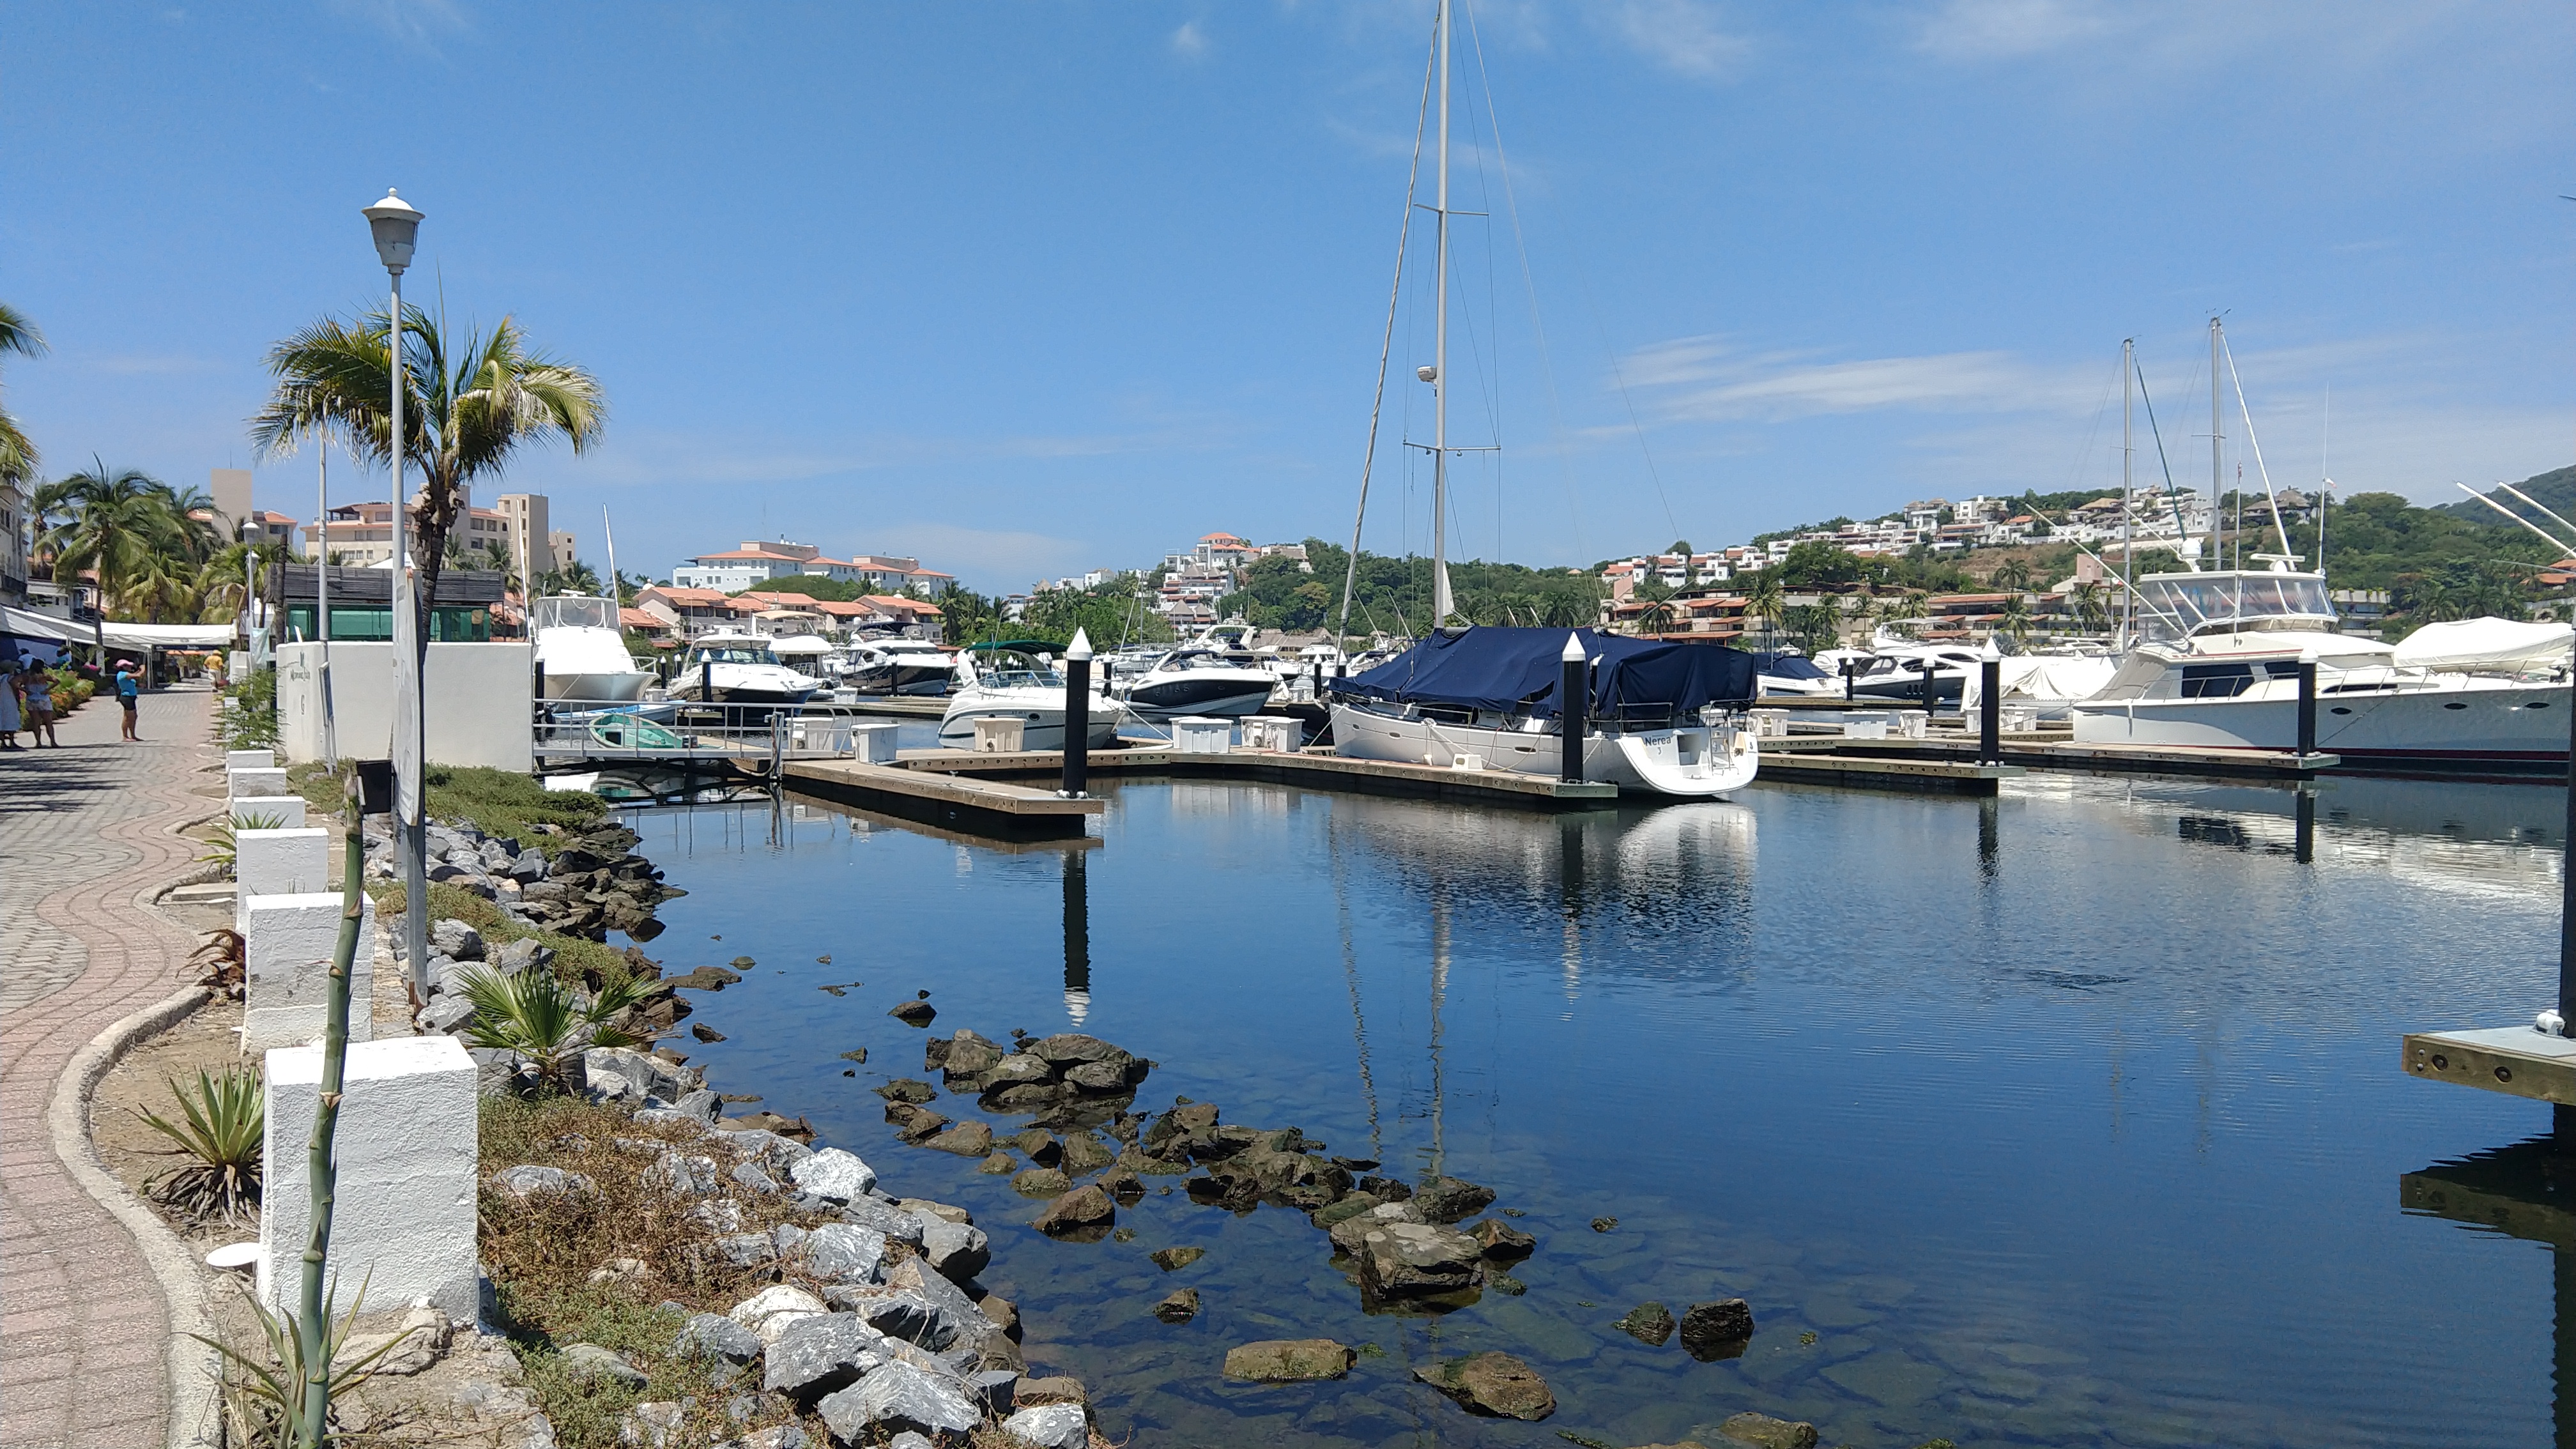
[{"left": 532, "top": 697, "right": 895, "bottom": 769}]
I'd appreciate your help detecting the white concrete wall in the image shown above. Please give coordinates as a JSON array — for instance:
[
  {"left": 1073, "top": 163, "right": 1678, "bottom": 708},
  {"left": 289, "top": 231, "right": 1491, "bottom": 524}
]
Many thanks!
[
  {"left": 229, "top": 795, "right": 307, "bottom": 828},
  {"left": 242, "top": 891, "right": 374, "bottom": 1052},
  {"left": 277, "top": 641, "right": 534, "bottom": 772},
  {"left": 260, "top": 1036, "right": 478, "bottom": 1320},
  {"left": 235, "top": 828, "right": 329, "bottom": 932}
]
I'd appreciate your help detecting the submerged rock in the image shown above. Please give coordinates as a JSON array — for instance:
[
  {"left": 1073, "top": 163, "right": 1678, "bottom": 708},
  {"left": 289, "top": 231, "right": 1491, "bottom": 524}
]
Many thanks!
[
  {"left": 1013, "top": 1167, "right": 1070, "bottom": 1197},
  {"left": 1222, "top": 1338, "right": 1353, "bottom": 1382},
  {"left": 1147, "top": 1245, "right": 1204, "bottom": 1272},
  {"left": 1152, "top": 1288, "right": 1200, "bottom": 1324},
  {"left": 921, "top": 1121, "right": 995, "bottom": 1157},
  {"left": 1679, "top": 1298, "right": 1757, "bottom": 1360},
  {"left": 1614, "top": 1300, "right": 1676, "bottom": 1346},
  {"left": 1411, "top": 1176, "right": 1496, "bottom": 1224},
  {"left": 884, "top": 1103, "right": 950, "bottom": 1142},
  {"left": 1412, "top": 1351, "right": 1555, "bottom": 1421},
  {"left": 1468, "top": 1218, "right": 1535, "bottom": 1261},
  {"left": 1032, "top": 1184, "right": 1116, "bottom": 1236},
  {"left": 1353, "top": 1220, "right": 1483, "bottom": 1300},
  {"left": 889, "top": 1000, "right": 937, "bottom": 1027},
  {"left": 979, "top": 1153, "right": 1019, "bottom": 1176},
  {"left": 1719, "top": 1411, "right": 1821, "bottom": 1449},
  {"left": 1590, "top": 1216, "right": 1619, "bottom": 1233},
  {"left": 873, "top": 1078, "right": 937, "bottom": 1104}
]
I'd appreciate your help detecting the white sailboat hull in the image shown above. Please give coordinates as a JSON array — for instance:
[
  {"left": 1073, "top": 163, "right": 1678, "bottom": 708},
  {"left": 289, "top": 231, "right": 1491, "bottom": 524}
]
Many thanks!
[{"left": 1329, "top": 703, "right": 1758, "bottom": 797}]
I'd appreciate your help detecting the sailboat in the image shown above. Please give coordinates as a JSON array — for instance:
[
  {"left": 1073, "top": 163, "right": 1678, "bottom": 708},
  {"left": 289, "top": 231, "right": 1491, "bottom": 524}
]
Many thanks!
[{"left": 1321, "top": 0, "right": 1762, "bottom": 798}]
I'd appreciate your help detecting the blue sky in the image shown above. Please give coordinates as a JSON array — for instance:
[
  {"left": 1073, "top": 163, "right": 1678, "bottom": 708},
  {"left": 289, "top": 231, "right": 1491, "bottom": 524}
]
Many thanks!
[{"left": 5, "top": 1, "right": 2570, "bottom": 592}]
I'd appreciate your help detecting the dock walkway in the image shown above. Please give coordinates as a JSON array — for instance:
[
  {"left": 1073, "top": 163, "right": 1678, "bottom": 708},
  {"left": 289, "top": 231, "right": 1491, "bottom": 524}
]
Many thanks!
[{"left": 1, "top": 686, "right": 217, "bottom": 1449}]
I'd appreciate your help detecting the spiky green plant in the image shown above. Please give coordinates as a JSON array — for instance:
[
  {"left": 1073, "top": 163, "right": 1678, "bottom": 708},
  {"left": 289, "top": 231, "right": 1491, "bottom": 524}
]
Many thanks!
[
  {"left": 134, "top": 1066, "right": 264, "bottom": 1222},
  {"left": 459, "top": 965, "right": 652, "bottom": 1093},
  {"left": 196, "top": 1282, "right": 399, "bottom": 1448},
  {"left": 203, "top": 813, "right": 288, "bottom": 875}
]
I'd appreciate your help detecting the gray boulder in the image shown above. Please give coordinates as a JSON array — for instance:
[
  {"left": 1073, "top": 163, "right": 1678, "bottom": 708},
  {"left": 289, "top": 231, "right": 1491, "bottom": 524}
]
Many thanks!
[
  {"left": 839, "top": 1196, "right": 926, "bottom": 1248},
  {"left": 717, "top": 1128, "right": 814, "bottom": 1176},
  {"left": 647, "top": 1151, "right": 721, "bottom": 1196},
  {"left": 488, "top": 936, "right": 553, "bottom": 974},
  {"left": 558, "top": 1343, "right": 646, "bottom": 1389},
  {"left": 430, "top": 918, "right": 486, "bottom": 962},
  {"left": 732, "top": 1162, "right": 779, "bottom": 1195},
  {"left": 885, "top": 1259, "right": 988, "bottom": 1350},
  {"left": 1411, "top": 1175, "right": 1496, "bottom": 1224},
  {"left": 762, "top": 1313, "right": 887, "bottom": 1402},
  {"left": 619, "top": 1399, "right": 686, "bottom": 1448},
  {"left": 583, "top": 1046, "right": 694, "bottom": 1105},
  {"left": 818, "top": 1361, "right": 979, "bottom": 1443},
  {"left": 917, "top": 1218, "right": 991, "bottom": 1280},
  {"left": 490, "top": 1165, "right": 594, "bottom": 1198},
  {"left": 419, "top": 994, "right": 477, "bottom": 1035},
  {"left": 792, "top": 1223, "right": 888, "bottom": 1284},
  {"left": 714, "top": 1232, "right": 778, "bottom": 1269},
  {"left": 1412, "top": 1351, "right": 1555, "bottom": 1421},
  {"left": 1000, "top": 1404, "right": 1088, "bottom": 1449},
  {"left": 674, "top": 1089, "right": 723, "bottom": 1126},
  {"left": 1719, "top": 1411, "right": 1821, "bottom": 1449},
  {"left": 788, "top": 1147, "right": 877, "bottom": 1202},
  {"left": 1354, "top": 1220, "right": 1482, "bottom": 1299},
  {"left": 673, "top": 1312, "right": 761, "bottom": 1365}
]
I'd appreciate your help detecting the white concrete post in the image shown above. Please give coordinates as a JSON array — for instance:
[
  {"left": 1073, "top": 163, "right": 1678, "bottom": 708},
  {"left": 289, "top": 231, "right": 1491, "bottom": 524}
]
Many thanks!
[
  {"left": 234, "top": 828, "right": 330, "bottom": 931},
  {"left": 225, "top": 749, "right": 277, "bottom": 770},
  {"left": 228, "top": 766, "right": 291, "bottom": 799},
  {"left": 229, "top": 795, "right": 309, "bottom": 829},
  {"left": 242, "top": 892, "right": 375, "bottom": 1052},
  {"left": 259, "top": 1036, "right": 478, "bottom": 1321}
]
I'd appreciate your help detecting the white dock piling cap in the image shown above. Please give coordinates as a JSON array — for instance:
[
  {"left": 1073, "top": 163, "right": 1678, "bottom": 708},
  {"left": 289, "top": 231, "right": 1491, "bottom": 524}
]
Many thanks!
[
  {"left": 1561, "top": 631, "right": 1586, "bottom": 663},
  {"left": 1066, "top": 627, "right": 1094, "bottom": 662}
]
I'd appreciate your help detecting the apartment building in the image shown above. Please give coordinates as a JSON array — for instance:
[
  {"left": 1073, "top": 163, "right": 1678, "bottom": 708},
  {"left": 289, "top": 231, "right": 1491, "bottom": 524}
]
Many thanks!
[
  {"left": 304, "top": 489, "right": 565, "bottom": 574},
  {"left": 671, "top": 539, "right": 953, "bottom": 593}
]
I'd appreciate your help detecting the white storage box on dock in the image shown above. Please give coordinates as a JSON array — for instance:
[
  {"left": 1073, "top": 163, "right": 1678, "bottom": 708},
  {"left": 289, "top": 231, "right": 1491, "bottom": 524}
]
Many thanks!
[
  {"left": 850, "top": 721, "right": 900, "bottom": 763},
  {"left": 1749, "top": 709, "right": 1791, "bottom": 739},
  {"left": 1843, "top": 717, "right": 1889, "bottom": 740},
  {"left": 1897, "top": 710, "right": 1929, "bottom": 740},
  {"left": 972, "top": 716, "right": 1027, "bottom": 753},
  {"left": 1172, "top": 717, "right": 1231, "bottom": 755},
  {"left": 790, "top": 717, "right": 851, "bottom": 755},
  {"left": 1239, "top": 716, "right": 1302, "bottom": 753}
]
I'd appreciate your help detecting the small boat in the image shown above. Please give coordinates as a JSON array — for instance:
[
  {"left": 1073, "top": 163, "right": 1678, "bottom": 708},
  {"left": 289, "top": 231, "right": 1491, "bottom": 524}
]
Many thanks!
[
  {"left": 588, "top": 710, "right": 684, "bottom": 750},
  {"left": 937, "top": 643, "right": 1121, "bottom": 751},
  {"left": 671, "top": 631, "right": 823, "bottom": 716},
  {"left": 530, "top": 594, "right": 651, "bottom": 703},
  {"left": 848, "top": 637, "right": 957, "bottom": 696},
  {"left": 1328, "top": 627, "right": 1761, "bottom": 797},
  {"left": 1115, "top": 647, "right": 1281, "bottom": 719}
]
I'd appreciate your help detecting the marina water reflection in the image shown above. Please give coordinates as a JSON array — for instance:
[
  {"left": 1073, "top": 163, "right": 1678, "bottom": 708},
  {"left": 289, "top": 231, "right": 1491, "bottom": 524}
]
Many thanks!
[{"left": 604, "top": 767, "right": 2568, "bottom": 1446}]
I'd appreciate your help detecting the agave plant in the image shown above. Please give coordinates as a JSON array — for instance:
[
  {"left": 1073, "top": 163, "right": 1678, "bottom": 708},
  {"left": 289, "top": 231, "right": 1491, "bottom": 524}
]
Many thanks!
[
  {"left": 134, "top": 1066, "right": 264, "bottom": 1222},
  {"left": 190, "top": 928, "right": 246, "bottom": 1001},
  {"left": 202, "top": 813, "right": 288, "bottom": 876},
  {"left": 195, "top": 1282, "right": 400, "bottom": 1449},
  {"left": 458, "top": 965, "right": 652, "bottom": 1093}
]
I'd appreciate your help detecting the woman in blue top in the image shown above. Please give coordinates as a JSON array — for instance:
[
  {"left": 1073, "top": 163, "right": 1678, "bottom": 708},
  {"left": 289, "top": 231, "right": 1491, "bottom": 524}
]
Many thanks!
[{"left": 116, "top": 659, "right": 140, "bottom": 740}]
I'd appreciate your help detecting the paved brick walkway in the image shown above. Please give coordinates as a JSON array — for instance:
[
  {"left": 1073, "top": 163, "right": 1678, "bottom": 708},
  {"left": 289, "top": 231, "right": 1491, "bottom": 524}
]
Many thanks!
[{"left": 1, "top": 686, "right": 220, "bottom": 1449}]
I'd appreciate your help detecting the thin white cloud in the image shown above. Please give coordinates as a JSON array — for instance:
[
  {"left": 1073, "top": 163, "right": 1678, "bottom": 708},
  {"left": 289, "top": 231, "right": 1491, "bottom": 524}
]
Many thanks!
[
  {"left": 1597, "top": 0, "right": 1751, "bottom": 81},
  {"left": 326, "top": 0, "right": 471, "bottom": 54},
  {"left": 865, "top": 522, "right": 1097, "bottom": 588},
  {"left": 1170, "top": 20, "right": 1209, "bottom": 61},
  {"left": 1628, "top": 336, "right": 2079, "bottom": 420},
  {"left": 1913, "top": 0, "right": 2113, "bottom": 61}
]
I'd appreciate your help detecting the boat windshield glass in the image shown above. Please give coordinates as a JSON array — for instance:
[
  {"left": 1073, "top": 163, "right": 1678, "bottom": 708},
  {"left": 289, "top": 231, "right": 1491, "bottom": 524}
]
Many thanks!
[
  {"left": 532, "top": 595, "right": 618, "bottom": 633},
  {"left": 973, "top": 650, "right": 1064, "bottom": 688},
  {"left": 2134, "top": 572, "right": 2334, "bottom": 643},
  {"left": 691, "top": 643, "right": 781, "bottom": 666}
]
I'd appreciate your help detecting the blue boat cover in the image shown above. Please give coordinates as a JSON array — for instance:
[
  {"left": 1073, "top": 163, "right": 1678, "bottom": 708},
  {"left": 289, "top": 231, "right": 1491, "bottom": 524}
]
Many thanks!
[
  {"left": 1335, "top": 627, "right": 1756, "bottom": 717},
  {"left": 1751, "top": 651, "right": 1830, "bottom": 681}
]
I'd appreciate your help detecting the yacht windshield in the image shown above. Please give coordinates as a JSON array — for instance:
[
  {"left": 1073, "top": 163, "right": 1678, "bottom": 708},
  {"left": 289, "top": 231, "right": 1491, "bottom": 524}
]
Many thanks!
[
  {"left": 532, "top": 595, "right": 618, "bottom": 633},
  {"left": 972, "top": 650, "right": 1064, "bottom": 688},
  {"left": 2135, "top": 572, "right": 2334, "bottom": 643},
  {"left": 693, "top": 644, "right": 781, "bottom": 666}
]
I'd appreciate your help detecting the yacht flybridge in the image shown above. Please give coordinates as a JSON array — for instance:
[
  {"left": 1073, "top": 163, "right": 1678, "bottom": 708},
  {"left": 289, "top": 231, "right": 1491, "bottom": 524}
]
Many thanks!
[
  {"left": 530, "top": 594, "right": 650, "bottom": 703},
  {"left": 2071, "top": 562, "right": 2570, "bottom": 769}
]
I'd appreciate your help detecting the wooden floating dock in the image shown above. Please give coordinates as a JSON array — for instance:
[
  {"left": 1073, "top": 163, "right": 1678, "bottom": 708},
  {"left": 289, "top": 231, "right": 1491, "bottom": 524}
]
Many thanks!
[
  {"left": 1751, "top": 751, "right": 2022, "bottom": 796},
  {"left": 1761, "top": 734, "right": 2340, "bottom": 781},
  {"left": 898, "top": 747, "right": 1622, "bottom": 808},
  {"left": 834, "top": 696, "right": 948, "bottom": 720},
  {"left": 781, "top": 758, "right": 1103, "bottom": 840},
  {"left": 2402, "top": 1027, "right": 2576, "bottom": 1107}
]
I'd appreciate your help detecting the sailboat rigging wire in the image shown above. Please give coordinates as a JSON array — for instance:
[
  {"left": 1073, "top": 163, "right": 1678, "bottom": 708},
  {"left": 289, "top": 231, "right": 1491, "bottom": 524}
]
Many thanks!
[
  {"left": 2219, "top": 336, "right": 2294, "bottom": 558},
  {"left": 2131, "top": 358, "right": 2193, "bottom": 553},
  {"left": 2499, "top": 482, "right": 2576, "bottom": 547},
  {"left": 1337, "top": 12, "right": 1441, "bottom": 645},
  {"left": 1462, "top": 0, "right": 1589, "bottom": 565},
  {"left": 2457, "top": 483, "right": 2576, "bottom": 556}
]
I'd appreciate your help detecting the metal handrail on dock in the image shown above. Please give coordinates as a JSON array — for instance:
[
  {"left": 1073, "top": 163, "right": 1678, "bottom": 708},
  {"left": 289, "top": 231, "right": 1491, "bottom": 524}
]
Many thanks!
[{"left": 531, "top": 697, "right": 887, "bottom": 771}]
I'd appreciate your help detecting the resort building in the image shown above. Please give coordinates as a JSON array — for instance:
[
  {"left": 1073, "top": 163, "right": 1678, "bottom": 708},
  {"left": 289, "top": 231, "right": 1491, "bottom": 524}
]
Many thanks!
[
  {"left": 302, "top": 489, "right": 568, "bottom": 574},
  {"left": 670, "top": 539, "right": 953, "bottom": 593}
]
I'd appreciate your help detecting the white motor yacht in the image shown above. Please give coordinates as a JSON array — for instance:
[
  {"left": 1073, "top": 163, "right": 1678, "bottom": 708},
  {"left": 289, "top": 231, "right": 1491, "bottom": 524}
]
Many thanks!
[
  {"left": 2069, "top": 565, "right": 2569, "bottom": 769},
  {"left": 937, "top": 644, "right": 1121, "bottom": 751},
  {"left": 530, "top": 594, "right": 651, "bottom": 703},
  {"left": 1837, "top": 639, "right": 1993, "bottom": 706},
  {"left": 1328, "top": 627, "right": 1761, "bottom": 797},
  {"left": 1748, "top": 650, "right": 1843, "bottom": 699},
  {"left": 848, "top": 637, "right": 956, "bottom": 696},
  {"left": 671, "top": 631, "right": 823, "bottom": 714},
  {"left": 1116, "top": 647, "right": 1280, "bottom": 719}
]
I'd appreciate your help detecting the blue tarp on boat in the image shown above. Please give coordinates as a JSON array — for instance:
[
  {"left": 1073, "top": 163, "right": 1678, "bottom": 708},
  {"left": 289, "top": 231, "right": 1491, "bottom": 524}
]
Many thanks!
[{"left": 1334, "top": 627, "right": 1756, "bottom": 719}]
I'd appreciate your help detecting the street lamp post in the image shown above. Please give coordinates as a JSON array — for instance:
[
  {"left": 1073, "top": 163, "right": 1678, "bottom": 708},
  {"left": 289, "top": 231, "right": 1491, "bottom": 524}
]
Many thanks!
[
  {"left": 241, "top": 518, "right": 259, "bottom": 657},
  {"left": 363, "top": 188, "right": 429, "bottom": 994}
]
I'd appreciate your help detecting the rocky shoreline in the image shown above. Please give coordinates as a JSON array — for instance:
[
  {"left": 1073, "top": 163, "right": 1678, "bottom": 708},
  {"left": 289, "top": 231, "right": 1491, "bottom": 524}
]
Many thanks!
[{"left": 368, "top": 813, "right": 679, "bottom": 943}]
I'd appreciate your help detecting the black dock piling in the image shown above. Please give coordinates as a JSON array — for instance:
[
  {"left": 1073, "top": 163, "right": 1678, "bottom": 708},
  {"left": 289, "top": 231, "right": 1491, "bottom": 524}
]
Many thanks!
[
  {"left": 1979, "top": 659, "right": 2001, "bottom": 763},
  {"left": 2297, "top": 661, "right": 2319, "bottom": 758},
  {"left": 1062, "top": 629, "right": 1092, "bottom": 799}
]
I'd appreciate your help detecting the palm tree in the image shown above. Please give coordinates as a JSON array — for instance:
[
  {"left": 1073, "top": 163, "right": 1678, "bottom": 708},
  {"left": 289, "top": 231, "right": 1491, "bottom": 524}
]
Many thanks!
[
  {"left": 1633, "top": 597, "right": 1677, "bottom": 636},
  {"left": 2070, "top": 581, "right": 2110, "bottom": 636},
  {"left": 34, "top": 462, "right": 204, "bottom": 617},
  {"left": 539, "top": 559, "right": 602, "bottom": 597},
  {"left": 1740, "top": 569, "right": 1786, "bottom": 650},
  {"left": 1999, "top": 591, "right": 2032, "bottom": 644},
  {"left": 0, "top": 302, "right": 47, "bottom": 493},
  {"left": 249, "top": 304, "right": 605, "bottom": 645},
  {"left": 1990, "top": 558, "right": 2035, "bottom": 592}
]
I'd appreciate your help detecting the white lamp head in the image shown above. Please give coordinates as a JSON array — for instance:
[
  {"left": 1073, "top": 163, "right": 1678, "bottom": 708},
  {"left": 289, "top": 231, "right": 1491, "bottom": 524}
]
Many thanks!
[
  {"left": 362, "top": 188, "right": 424, "bottom": 275},
  {"left": 1416, "top": 365, "right": 1438, "bottom": 383},
  {"left": 1066, "top": 627, "right": 1094, "bottom": 662}
]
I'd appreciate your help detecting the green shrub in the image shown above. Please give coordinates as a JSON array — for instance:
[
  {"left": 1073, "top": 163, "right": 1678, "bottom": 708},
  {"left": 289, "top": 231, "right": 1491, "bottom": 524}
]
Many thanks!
[
  {"left": 459, "top": 965, "right": 651, "bottom": 1093},
  {"left": 201, "top": 813, "right": 287, "bottom": 876},
  {"left": 134, "top": 1066, "right": 264, "bottom": 1222},
  {"left": 218, "top": 665, "right": 279, "bottom": 749}
]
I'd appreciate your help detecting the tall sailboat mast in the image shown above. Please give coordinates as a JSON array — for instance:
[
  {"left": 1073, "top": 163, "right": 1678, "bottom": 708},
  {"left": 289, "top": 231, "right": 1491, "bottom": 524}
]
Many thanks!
[
  {"left": 1429, "top": 0, "right": 1453, "bottom": 629},
  {"left": 2209, "top": 317, "right": 2225, "bottom": 564},
  {"left": 2120, "top": 337, "right": 2134, "bottom": 647}
]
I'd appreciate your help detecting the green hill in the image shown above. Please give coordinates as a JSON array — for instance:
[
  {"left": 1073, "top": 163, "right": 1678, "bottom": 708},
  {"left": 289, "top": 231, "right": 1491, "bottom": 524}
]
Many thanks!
[{"left": 2432, "top": 463, "right": 2576, "bottom": 538}]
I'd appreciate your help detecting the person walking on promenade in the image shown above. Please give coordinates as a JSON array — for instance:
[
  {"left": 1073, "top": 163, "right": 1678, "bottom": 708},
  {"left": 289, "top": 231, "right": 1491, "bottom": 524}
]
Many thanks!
[
  {"left": 0, "top": 660, "right": 21, "bottom": 749},
  {"left": 115, "top": 658, "right": 141, "bottom": 741},
  {"left": 22, "top": 663, "right": 59, "bottom": 746}
]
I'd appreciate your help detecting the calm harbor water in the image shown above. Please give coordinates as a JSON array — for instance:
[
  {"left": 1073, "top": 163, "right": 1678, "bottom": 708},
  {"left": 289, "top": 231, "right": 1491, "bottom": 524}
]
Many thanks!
[{"left": 615, "top": 768, "right": 2570, "bottom": 1448}]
